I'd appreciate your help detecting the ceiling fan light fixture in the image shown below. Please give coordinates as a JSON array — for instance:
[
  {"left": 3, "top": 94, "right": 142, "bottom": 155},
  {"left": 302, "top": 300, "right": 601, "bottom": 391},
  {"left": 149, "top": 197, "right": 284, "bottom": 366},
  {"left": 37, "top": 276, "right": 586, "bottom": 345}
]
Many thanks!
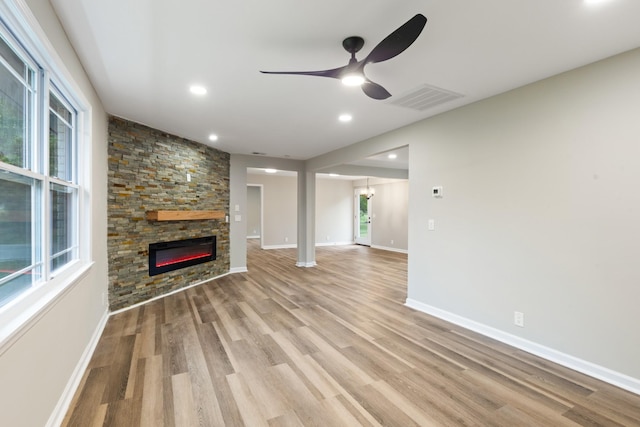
[
  {"left": 341, "top": 73, "right": 365, "bottom": 86},
  {"left": 260, "top": 14, "right": 426, "bottom": 100},
  {"left": 189, "top": 85, "right": 207, "bottom": 95}
]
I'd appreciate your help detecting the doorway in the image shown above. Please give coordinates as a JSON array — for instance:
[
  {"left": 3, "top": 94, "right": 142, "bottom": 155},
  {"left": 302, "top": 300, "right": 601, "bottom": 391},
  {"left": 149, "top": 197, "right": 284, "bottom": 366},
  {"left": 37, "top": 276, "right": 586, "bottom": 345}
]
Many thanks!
[
  {"left": 354, "top": 191, "right": 371, "bottom": 246},
  {"left": 246, "top": 184, "right": 263, "bottom": 248}
]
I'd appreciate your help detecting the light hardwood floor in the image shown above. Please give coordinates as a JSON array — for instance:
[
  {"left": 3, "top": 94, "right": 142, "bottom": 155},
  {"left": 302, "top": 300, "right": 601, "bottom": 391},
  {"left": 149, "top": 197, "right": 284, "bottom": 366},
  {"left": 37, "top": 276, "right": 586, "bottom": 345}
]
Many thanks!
[{"left": 62, "top": 241, "right": 640, "bottom": 426}]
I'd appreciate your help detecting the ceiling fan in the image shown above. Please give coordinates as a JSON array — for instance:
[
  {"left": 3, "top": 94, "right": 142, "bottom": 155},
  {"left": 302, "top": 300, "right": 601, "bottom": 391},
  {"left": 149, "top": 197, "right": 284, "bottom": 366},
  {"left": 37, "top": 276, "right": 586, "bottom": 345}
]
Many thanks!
[{"left": 260, "top": 14, "right": 427, "bottom": 100}]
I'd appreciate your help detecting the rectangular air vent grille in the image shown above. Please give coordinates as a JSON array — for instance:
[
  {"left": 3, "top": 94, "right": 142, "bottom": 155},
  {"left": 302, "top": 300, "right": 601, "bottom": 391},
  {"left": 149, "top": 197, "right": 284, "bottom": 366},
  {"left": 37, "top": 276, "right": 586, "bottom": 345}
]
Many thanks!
[{"left": 388, "top": 84, "right": 463, "bottom": 111}]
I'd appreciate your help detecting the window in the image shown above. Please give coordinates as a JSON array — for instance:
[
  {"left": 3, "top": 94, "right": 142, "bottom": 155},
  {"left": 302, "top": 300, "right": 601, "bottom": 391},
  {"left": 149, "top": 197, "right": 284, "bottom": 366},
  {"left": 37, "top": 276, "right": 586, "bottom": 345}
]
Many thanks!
[{"left": 0, "top": 18, "right": 82, "bottom": 310}]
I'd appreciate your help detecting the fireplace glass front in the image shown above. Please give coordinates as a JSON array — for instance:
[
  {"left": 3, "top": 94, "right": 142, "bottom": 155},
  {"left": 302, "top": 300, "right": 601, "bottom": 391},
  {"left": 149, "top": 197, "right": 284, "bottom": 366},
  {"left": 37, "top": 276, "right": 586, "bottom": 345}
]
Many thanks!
[{"left": 148, "top": 236, "right": 216, "bottom": 276}]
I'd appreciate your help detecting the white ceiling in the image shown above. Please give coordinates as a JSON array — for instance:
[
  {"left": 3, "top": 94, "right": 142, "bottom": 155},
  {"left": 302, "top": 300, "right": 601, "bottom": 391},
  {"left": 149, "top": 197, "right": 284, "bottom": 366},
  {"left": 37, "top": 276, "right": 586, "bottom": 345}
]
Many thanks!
[{"left": 52, "top": 0, "right": 640, "bottom": 164}]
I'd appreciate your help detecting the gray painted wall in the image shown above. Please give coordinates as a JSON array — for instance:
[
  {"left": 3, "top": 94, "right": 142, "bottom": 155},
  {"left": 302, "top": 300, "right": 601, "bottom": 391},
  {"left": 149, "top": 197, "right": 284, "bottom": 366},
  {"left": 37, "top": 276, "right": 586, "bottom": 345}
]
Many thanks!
[
  {"left": 315, "top": 179, "right": 354, "bottom": 245},
  {"left": 406, "top": 48, "right": 640, "bottom": 381},
  {"left": 368, "top": 180, "right": 409, "bottom": 251},
  {"left": 246, "top": 185, "right": 262, "bottom": 238},
  {"left": 247, "top": 174, "right": 298, "bottom": 247},
  {"left": 248, "top": 174, "right": 355, "bottom": 247}
]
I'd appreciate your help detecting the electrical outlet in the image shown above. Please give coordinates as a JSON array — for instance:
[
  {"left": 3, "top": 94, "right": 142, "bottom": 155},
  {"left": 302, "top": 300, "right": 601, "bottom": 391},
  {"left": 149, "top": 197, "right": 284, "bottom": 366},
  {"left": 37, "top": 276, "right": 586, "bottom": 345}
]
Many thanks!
[
  {"left": 284, "top": 237, "right": 288, "bottom": 243},
  {"left": 390, "top": 239, "right": 394, "bottom": 245},
  {"left": 514, "top": 311, "right": 524, "bottom": 327}
]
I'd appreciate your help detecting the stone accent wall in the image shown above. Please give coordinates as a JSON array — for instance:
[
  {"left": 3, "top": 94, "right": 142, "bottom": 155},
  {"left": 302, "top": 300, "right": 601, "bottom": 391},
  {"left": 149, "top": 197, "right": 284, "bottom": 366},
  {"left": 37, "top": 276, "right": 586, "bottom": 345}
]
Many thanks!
[{"left": 107, "top": 116, "right": 230, "bottom": 310}]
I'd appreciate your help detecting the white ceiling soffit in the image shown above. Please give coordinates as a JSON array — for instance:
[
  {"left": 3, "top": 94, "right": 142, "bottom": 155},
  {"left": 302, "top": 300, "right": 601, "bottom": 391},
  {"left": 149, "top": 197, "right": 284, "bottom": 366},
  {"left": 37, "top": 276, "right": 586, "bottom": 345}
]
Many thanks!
[{"left": 247, "top": 167, "right": 361, "bottom": 180}]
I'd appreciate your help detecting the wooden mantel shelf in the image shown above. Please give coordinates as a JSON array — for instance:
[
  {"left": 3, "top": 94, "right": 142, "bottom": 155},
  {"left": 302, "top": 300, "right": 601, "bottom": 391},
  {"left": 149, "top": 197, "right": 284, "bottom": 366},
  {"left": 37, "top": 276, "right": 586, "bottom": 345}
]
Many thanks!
[{"left": 146, "top": 210, "right": 225, "bottom": 221}]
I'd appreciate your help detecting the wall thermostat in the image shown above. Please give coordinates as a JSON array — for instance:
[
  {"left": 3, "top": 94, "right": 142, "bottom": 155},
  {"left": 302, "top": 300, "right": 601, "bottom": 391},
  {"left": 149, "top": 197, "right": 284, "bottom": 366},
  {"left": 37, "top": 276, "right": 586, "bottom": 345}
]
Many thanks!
[{"left": 432, "top": 186, "right": 443, "bottom": 198}]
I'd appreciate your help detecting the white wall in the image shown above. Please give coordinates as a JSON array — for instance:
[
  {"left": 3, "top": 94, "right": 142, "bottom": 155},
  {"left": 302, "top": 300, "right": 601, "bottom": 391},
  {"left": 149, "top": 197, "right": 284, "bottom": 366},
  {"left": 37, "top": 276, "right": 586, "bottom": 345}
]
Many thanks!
[
  {"left": 401, "top": 48, "right": 640, "bottom": 387},
  {"left": 248, "top": 173, "right": 298, "bottom": 248},
  {"left": 0, "top": 1, "right": 109, "bottom": 426},
  {"left": 316, "top": 178, "right": 353, "bottom": 245},
  {"left": 247, "top": 174, "right": 356, "bottom": 248},
  {"left": 368, "top": 180, "right": 408, "bottom": 252},
  {"left": 246, "top": 185, "right": 261, "bottom": 238}
]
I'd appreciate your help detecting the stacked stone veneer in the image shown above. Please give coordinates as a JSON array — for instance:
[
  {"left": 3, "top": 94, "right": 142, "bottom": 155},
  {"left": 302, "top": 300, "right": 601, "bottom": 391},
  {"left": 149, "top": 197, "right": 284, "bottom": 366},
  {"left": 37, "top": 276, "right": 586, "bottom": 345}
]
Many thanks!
[{"left": 107, "top": 116, "right": 230, "bottom": 310}]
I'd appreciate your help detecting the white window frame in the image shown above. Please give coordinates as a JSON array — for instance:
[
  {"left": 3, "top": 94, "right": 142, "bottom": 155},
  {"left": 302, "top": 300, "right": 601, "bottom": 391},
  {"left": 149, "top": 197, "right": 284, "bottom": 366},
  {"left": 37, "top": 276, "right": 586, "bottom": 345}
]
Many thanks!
[
  {"left": 0, "top": 0, "right": 93, "bottom": 349},
  {"left": 48, "top": 87, "right": 80, "bottom": 275}
]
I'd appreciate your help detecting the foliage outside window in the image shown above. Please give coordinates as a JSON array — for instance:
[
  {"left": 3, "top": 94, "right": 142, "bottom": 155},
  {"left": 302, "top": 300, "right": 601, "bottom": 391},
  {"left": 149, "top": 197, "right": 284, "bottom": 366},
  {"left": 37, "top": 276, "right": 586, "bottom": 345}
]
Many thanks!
[{"left": 0, "top": 25, "right": 80, "bottom": 309}]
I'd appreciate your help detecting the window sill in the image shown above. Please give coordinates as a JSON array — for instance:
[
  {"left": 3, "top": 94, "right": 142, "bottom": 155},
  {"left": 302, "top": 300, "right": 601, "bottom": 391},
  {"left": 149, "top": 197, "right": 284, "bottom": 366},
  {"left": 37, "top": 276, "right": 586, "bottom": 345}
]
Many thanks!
[{"left": 0, "top": 261, "right": 94, "bottom": 356}]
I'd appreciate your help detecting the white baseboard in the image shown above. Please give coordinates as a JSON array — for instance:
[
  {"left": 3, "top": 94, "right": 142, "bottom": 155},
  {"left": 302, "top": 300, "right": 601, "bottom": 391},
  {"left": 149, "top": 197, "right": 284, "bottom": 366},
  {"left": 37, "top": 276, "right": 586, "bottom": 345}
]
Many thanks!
[
  {"left": 315, "top": 241, "right": 354, "bottom": 247},
  {"left": 296, "top": 261, "right": 317, "bottom": 268},
  {"left": 263, "top": 244, "right": 297, "bottom": 250},
  {"left": 371, "top": 244, "right": 408, "bottom": 254},
  {"left": 230, "top": 266, "right": 248, "bottom": 273},
  {"left": 247, "top": 235, "right": 260, "bottom": 239},
  {"left": 405, "top": 298, "right": 640, "bottom": 396},
  {"left": 46, "top": 307, "right": 109, "bottom": 427}
]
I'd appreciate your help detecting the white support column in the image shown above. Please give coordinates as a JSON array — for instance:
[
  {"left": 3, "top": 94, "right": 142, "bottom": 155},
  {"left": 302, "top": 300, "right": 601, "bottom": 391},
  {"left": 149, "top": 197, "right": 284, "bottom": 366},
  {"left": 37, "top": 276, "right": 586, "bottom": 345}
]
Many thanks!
[{"left": 296, "top": 170, "right": 316, "bottom": 267}]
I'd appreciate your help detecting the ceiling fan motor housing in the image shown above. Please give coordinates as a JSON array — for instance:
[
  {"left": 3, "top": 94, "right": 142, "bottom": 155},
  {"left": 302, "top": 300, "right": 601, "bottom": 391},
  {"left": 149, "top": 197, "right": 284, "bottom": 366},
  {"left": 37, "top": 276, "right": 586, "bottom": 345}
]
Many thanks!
[{"left": 342, "top": 36, "right": 364, "bottom": 55}]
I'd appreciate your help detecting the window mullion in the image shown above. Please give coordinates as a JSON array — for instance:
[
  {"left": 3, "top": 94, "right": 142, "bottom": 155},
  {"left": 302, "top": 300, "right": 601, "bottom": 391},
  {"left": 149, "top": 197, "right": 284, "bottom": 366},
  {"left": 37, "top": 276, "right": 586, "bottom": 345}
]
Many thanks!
[
  {"left": 41, "top": 71, "right": 50, "bottom": 175},
  {"left": 31, "top": 176, "right": 43, "bottom": 284},
  {"left": 41, "top": 72, "right": 51, "bottom": 282}
]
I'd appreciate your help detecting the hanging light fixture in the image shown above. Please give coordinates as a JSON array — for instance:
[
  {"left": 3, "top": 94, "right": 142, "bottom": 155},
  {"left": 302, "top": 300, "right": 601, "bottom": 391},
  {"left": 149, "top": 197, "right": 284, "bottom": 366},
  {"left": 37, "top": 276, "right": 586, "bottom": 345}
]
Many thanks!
[{"left": 360, "top": 177, "right": 375, "bottom": 199}]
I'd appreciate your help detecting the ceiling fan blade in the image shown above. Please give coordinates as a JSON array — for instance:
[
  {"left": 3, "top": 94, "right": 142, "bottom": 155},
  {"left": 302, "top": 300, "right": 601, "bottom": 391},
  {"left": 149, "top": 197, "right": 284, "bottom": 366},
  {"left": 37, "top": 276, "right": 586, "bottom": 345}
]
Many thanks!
[
  {"left": 362, "top": 80, "right": 391, "bottom": 100},
  {"left": 260, "top": 65, "right": 345, "bottom": 79},
  {"left": 365, "top": 14, "right": 427, "bottom": 64}
]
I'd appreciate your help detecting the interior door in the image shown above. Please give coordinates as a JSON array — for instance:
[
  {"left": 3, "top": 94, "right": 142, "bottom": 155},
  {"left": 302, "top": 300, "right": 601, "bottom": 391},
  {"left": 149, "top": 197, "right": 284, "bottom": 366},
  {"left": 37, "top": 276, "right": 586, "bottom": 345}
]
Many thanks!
[{"left": 354, "top": 192, "right": 371, "bottom": 246}]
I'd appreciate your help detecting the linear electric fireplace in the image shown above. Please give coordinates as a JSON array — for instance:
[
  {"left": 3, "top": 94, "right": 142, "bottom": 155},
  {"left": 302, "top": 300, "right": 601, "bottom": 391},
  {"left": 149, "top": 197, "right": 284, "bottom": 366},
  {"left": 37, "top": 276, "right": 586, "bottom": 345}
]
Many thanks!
[{"left": 149, "top": 235, "right": 216, "bottom": 276}]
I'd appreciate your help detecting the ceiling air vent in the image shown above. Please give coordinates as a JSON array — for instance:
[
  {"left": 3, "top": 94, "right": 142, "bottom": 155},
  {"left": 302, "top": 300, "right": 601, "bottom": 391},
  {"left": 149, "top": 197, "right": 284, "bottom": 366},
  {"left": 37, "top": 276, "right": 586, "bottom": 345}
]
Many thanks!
[{"left": 388, "top": 84, "right": 463, "bottom": 111}]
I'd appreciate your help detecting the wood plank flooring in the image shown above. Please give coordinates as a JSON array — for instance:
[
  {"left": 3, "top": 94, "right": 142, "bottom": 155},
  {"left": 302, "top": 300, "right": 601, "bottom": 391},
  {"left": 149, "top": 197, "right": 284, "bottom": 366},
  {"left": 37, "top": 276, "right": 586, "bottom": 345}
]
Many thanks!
[{"left": 62, "top": 242, "right": 640, "bottom": 426}]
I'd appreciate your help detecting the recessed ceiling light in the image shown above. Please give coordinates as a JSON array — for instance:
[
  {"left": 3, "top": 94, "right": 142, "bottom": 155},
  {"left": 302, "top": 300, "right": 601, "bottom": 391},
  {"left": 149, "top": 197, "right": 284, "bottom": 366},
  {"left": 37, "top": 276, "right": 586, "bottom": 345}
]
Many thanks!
[
  {"left": 189, "top": 85, "right": 207, "bottom": 95},
  {"left": 208, "top": 134, "right": 218, "bottom": 142},
  {"left": 388, "top": 153, "right": 398, "bottom": 160},
  {"left": 265, "top": 168, "right": 277, "bottom": 174},
  {"left": 339, "top": 114, "right": 352, "bottom": 122}
]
